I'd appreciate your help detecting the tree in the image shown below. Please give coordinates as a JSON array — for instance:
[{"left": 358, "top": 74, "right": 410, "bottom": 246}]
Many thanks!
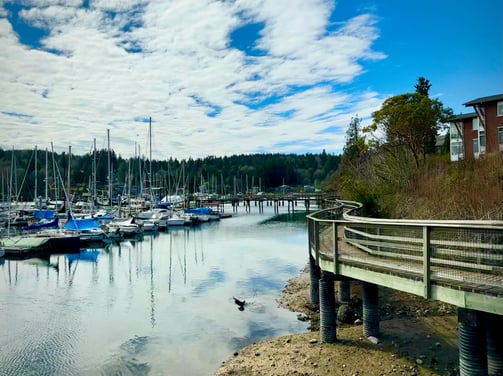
[
  {"left": 368, "top": 79, "right": 452, "bottom": 168},
  {"left": 414, "top": 76, "right": 431, "bottom": 96},
  {"left": 342, "top": 115, "right": 366, "bottom": 161}
]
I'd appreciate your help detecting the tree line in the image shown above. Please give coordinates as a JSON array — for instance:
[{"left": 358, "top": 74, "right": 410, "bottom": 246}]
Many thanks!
[{"left": 0, "top": 148, "right": 340, "bottom": 202}]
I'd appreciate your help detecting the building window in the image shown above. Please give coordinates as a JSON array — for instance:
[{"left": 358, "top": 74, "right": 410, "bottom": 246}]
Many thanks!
[
  {"left": 479, "top": 130, "right": 486, "bottom": 154},
  {"left": 472, "top": 118, "right": 479, "bottom": 130},
  {"left": 473, "top": 138, "right": 479, "bottom": 157},
  {"left": 498, "top": 101, "right": 503, "bottom": 117},
  {"left": 450, "top": 143, "right": 463, "bottom": 161},
  {"left": 499, "top": 127, "right": 503, "bottom": 150},
  {"left": 450, "top": 124, "right": 462, "bottom": 140}
]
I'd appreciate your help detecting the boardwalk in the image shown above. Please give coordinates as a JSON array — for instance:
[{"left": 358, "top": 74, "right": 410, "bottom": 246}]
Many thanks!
[
  {"left": 306, "top": 200, "right": 503, "bottom": 376},
  {"left": 307, "top": 202, "right": 503, "bottom": 314}
]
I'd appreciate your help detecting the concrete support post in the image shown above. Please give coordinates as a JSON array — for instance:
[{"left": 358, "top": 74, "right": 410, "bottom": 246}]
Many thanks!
[
  {"left": 319, "top": 273, "right": 336, "bottom": 343},
  {"left": 486, "top": 312, "right": 503, "bottom": 376},
  {"left": 458, "top": 308, "right": 487, "bottom": 376},
  {"left": 362, "top": 282, "right": 379, "bottom": 338},
  {"left": 309, "top": 255, "right": 320, "bottom": 307}
]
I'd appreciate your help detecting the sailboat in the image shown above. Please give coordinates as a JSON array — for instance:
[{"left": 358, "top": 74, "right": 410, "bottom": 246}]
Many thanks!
[{"left": 1, "top": 146, "right": 80, "bottom": 257}]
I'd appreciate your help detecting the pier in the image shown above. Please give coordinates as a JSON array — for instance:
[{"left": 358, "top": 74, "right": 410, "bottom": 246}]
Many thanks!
[{"left": 192, "top": 192, "right": 325, "bottom": 214}]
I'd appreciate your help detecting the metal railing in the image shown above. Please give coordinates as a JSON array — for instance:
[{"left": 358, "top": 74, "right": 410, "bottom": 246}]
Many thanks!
[{"left": 306, "top": 200, "right": 503, "bottom": 315}]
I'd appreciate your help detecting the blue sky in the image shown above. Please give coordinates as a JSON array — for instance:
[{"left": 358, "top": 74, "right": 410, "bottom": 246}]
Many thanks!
[{"left": 0, "top": 0, "right": 501, "bottom": 160}]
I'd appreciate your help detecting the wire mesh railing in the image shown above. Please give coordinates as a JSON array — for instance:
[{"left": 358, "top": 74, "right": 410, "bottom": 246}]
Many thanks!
[{"left": 307, "top": 201, "right": 503, "bottom": 303}]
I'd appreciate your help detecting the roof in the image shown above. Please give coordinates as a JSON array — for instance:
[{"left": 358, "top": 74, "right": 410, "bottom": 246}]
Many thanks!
[
  {"left": 463, "top": 94, "right": 503, "bottom": 107},
  {"left": 449, "top": 112, "right": 476, "bottom": 121}
]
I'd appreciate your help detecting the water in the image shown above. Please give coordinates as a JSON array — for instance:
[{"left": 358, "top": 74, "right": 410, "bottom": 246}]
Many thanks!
[{"left": 0, "top": 205, "right": 310, "bottom": 376}]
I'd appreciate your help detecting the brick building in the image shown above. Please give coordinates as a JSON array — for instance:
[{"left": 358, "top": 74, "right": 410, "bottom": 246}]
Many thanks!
[{"left": 449, "top": 94, "right": 503, "bottom": 161}]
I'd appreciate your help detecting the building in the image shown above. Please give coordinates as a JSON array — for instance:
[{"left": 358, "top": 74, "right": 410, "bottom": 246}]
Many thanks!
[{"left": 449, "top": 94, "right": 503, "bottom": 161}]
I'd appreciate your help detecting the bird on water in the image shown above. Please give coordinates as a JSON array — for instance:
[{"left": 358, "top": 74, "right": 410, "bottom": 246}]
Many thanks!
[{"left": 233, "top": 297, "right": 246, "bottom": 310}]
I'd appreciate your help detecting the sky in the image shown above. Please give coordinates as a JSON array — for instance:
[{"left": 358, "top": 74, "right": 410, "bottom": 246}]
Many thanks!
[{"left": 0, "top": 0, "right": 501, "bottom": 160}]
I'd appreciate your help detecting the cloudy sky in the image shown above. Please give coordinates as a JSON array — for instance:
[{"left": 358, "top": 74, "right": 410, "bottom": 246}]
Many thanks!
[{"left": 0, "top": 0, "right": 501, "bottom": 160}]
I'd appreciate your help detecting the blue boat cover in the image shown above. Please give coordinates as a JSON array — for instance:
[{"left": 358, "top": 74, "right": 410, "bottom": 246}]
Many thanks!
[
  {"left": 184, "top": 207, "right": 214, "bottom": 215},
  {"left": 34, "top": 209, "right": 56, "bottom": 220},
  {"left": 64, "top": 215, "right": 101, "bottom": 230}
]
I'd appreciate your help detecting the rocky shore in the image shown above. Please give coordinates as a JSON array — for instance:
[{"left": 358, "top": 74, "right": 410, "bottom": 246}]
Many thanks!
[{"left": 214, "top": 267, "right": 460, "bottom": 376}]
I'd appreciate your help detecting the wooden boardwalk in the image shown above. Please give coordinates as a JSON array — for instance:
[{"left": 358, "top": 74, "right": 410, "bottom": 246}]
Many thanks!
[{"left": 307, "top": 204, "right": 503, "bottom": 315}]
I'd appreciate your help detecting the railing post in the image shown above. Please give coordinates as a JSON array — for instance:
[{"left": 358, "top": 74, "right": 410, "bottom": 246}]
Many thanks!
[
  {"left": 309, "top": 255, "right": 320, "bottom": 306},
  {"left": 332, "top": 222, "right": 338, "bottom": 275},
  {"left": 308, "top": 218, "right": 320, "bottom": 307},
  {"left": 314, "top": 220, "right": 320, "bottom": 266},
  {"left": 422, "top": 225, "right": 431, "bottom": 299}
]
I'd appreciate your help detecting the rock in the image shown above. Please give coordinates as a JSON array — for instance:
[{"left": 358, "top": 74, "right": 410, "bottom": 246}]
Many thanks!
[
  {"left": 309, "top": 339, "right": 318, "bottom": 344},
  {"left": 297, "top": 313, "right": 310, "bottom": 321},
  {"left": 337, "top": 303, "right": 355, "bottom": 323},
  {"left": 368, "top": 336, "right": 380, "bottom": 344}
]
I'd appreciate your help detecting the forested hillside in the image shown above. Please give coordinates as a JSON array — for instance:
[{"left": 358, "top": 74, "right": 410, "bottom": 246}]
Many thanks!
[{"left": 0, "top": 148, "right": 340, "bottom": 202}]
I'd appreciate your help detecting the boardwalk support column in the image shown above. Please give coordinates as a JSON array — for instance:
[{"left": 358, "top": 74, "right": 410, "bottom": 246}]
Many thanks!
[
  {"left": 362, "top": 282, "right": 379, "bottom": 339},
  {"left": 319, "top": 272, "right": 336, "bottom": 343},
  {"left": 486, "top": 312, "right": 503, "bottom": 376},
  {"left": 458, "top": 308, "right": 487, "bottom": 376}
]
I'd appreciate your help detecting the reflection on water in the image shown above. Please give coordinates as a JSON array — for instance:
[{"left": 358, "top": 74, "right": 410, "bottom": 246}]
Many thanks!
[{"left": 0, "top": 205, "right": 310, "bottom": 375}]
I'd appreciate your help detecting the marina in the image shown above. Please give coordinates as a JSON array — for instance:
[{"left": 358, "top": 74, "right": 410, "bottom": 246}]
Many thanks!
[{"left": 0, "top": 203, "right": 311, "bottom": 375}]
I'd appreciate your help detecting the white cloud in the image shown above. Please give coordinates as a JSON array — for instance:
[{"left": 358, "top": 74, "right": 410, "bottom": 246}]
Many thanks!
[{"left": 0, "top": 0, "right": 386, "bottom": 159}]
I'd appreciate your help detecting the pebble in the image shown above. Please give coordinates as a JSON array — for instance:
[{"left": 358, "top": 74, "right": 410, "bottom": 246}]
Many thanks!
[{"left": 368, "top": 336, "right": 380, "bottom": 344}]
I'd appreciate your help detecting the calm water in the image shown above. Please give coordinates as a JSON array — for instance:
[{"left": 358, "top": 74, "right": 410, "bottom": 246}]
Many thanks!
[{"left": 0, "top": 204, "right": 310, "bottom": 376}]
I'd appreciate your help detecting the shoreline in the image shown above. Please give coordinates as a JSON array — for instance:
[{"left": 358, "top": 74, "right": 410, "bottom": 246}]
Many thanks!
[{"left": 214, "top": 267, "right": 460, "bottom": 376}]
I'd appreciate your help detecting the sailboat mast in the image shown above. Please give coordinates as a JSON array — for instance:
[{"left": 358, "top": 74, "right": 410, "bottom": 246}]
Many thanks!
[
  {"left": 51, "top": 142, "right": 58, "bottom": 207},
  {"left": 34, "top": 145, "right": 38, "bottom": 204},
  {"left": 67, "top": 145, "right": 71, "bottom": 208},
  {"left": 108, "top": 129, "right": 112, "bottom": 207},
  {"left": 45, "top": 148, "right": 48, "bottom": 204},
  {"left": 149, "top": 116, "right": 153, "bottom": 206},
  {"left": 93, "top": 138, "right": 97, "bottom": 209}
]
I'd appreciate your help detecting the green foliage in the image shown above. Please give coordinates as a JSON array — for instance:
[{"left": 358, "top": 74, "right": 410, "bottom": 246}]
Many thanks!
[
  {"left": 367, "top": 77, "right": 453, "bottom": 168},
  {"left": 340, "top": 178, "right": 380, "bottom": 217},
  {"left": 414, "top": 76, "right": 431, "bottom": 96},
  {"left": 326, "top": 78, "right": 456, "bottom": 218},
  {"left": 0, "top": 148, "right": 341, "bottom": 201}
]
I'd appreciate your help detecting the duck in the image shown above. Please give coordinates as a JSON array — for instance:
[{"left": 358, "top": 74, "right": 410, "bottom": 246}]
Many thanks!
[{"left": 233, "top": 297, "right": 246, "bottom": 308}]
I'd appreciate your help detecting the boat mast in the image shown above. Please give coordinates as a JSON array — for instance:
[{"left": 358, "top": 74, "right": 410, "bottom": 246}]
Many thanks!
[
  {"left": 7, "top": 146, "right": 14, "bottom": 235},
  {"left": 45, "top": 148, "right": 48, "bottom": 204},
  {"left": 67, "top": 145, "right": 71, "bottom": 210},
  {"left": 93, "top": 138, "right": 97, "bottom": 213},
  {"left": 108, "top": 129, "right": 112, "bottom": 208},
  {"left": 149, "top": 116, "right": 154, "bottom": 207},
  {"left": 51, "top": 142, "right": 58, "bottom": 208},
  {"left": 34, "top": 145, "right": 38, "bottom": 205},
  {"left": 138, "top": 143, "right": 142, "bottom": 199}
]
